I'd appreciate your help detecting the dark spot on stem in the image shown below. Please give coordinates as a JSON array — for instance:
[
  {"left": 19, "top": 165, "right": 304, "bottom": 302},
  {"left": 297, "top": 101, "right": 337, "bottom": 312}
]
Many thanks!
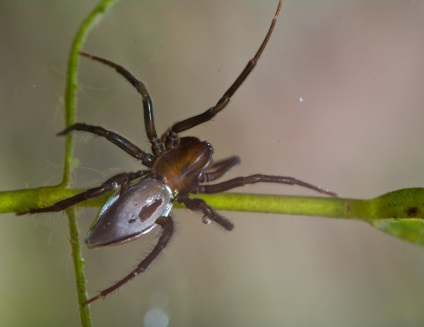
[{"left": 405, "top": 206, "right": 419, "bottom": 218}]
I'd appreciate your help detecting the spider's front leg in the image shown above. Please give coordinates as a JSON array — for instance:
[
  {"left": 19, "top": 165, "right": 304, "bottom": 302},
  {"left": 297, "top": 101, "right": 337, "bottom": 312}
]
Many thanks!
[
  {"left": 163, "top": 0, "right": 283, "bottom": 149},
  {"left": 79, "top": 52, "right": 164, "bottom": 156},
  {"left": 17, "top": 171, "right": 147, "bottom": 215},
  {"left": 84, "top": 215, "right": 174, "bottom": 305},
  {"left": 58, "top": 123, "right": 155, "bottom": 167}
]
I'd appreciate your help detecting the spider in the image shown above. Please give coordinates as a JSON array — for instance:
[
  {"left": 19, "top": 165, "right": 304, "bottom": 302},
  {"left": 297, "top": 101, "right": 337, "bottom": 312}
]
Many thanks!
[{"left": 19, "top": 0, "right": 335, "bottom": 305}]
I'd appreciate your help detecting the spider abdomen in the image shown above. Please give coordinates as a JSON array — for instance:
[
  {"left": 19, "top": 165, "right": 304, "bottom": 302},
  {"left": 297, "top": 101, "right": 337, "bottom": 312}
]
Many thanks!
[{"left": 85, "top": 178, "right": 173, "bottom": 248}]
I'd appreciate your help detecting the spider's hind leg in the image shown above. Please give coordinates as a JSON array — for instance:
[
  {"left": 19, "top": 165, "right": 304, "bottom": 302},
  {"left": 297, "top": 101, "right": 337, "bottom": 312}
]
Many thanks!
[
  {"left": 17, "top": 171, "right": 147, "bottom": 215},
  {"left": 84, "top": 215, "right": 174, "bottom": 305}
]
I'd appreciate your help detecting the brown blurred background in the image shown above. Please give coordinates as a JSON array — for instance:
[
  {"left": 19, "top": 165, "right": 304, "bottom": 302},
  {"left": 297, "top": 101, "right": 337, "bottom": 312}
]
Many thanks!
[{"left": 1, "top": 1, "right": 424, "bottom": 326}]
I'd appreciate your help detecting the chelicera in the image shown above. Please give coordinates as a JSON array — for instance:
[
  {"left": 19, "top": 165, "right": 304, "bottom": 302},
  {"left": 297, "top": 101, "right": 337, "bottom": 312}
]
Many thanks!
[{"left": 19, "top": 0, "right": 335, "bottom": 305}]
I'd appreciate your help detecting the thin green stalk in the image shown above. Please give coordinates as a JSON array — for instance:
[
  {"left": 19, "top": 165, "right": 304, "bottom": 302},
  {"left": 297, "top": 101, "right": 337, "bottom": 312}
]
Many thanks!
[
  {"left": 62, "top": 0, "right": 119, "bottom": 186},
  {"left": 3, "top": 186, "right": 424, "bottom": 220},
  {"left": 3, "top": 186, "right": 423, "bottom": 247},
  {"left": 67, "top": 208, "right": 92, "bottom": 327},
  {"left": 60, "top": 0, "right": 120, "bottom": 324}
]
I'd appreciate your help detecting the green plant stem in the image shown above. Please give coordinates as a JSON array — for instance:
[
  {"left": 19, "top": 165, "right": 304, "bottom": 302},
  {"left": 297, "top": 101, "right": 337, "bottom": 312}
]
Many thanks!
[
  {"left": 4, "top": 186, "right": 424, "bottom": 247},
  {"left": 59, "top": 0, "right": 119, "bottom": 324},
  {"left": 67, "top": 208, "right": 92, "bottom": 327},
  {"left": 61, "top": 0, "right": 119, "bottom": 186},
  {"left": 3, "top": 187, "right": 424, "bottom": 220}
]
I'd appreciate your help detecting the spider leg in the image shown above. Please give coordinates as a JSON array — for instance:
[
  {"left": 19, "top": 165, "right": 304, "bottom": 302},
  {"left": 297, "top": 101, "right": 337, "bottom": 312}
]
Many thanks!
[
  {"left": 17, "top": 171, "right": 147, "bottom": 215},
  {"left": 84, "top": 216, "right": 174, "bottom": 305},
  {"left": 200, "top": 156, "right": 240, "bottom": 182},
  {"left": 58, "top": 123, "right": 154, "bottom": 167},
  {"left": 80, "top": 52, "right": 164, "bottom": 156},
  {"left": 165, "top": 0, "right": 282, "bottom": 145},
  {"left": 178, "top": 196, "right": 234, "bottom": 231},
  {"left": 197, "top": 174, "right": 337, "bottom": 197}
]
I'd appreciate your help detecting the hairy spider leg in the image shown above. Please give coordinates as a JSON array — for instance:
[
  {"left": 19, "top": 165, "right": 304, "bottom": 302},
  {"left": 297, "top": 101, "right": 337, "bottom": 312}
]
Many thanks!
[
  {"left": 165, "top": 0, "right": 283, "bottom": 147},
  {"left": 58, "top": 123, "right": 155, "bottom": 167},
  {"left": 80, "top": 52, "right": 164, "bottom": 156},
  {"left": 17, "top": 171, "right": 147, "bottom": 215},
  {"left": 84, "top": 216, "right": 174, "bottom": 305},
  {"left": 197, "top": 174, "right": 337, "bottom": 196}
]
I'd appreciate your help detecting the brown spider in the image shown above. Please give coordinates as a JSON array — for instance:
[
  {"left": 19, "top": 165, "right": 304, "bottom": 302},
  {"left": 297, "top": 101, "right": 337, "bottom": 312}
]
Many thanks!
[{"left": 19, "top": 0, "right": 335, "bottom": 305}]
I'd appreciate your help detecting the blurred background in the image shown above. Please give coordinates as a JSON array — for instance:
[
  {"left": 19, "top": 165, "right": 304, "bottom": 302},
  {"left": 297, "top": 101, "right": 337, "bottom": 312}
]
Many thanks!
[{"left": 1, "top": 0, "right": 424, "bottom": 326}]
